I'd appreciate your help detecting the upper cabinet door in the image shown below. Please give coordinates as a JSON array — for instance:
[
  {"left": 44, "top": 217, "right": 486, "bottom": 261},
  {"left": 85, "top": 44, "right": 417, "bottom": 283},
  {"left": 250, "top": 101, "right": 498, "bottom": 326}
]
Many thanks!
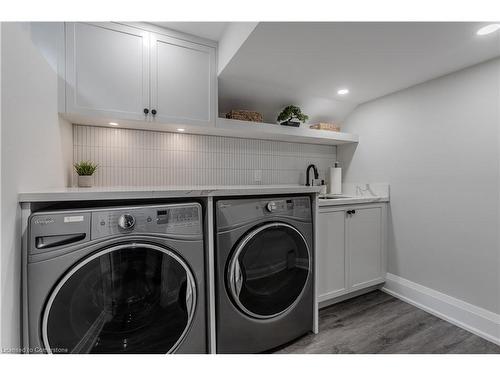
[
  {"left": 150, "top": 33, "right": 216, "bottom": 127},
  {"left": 65, "top": 23, "right": 150, "bottom": 121}
]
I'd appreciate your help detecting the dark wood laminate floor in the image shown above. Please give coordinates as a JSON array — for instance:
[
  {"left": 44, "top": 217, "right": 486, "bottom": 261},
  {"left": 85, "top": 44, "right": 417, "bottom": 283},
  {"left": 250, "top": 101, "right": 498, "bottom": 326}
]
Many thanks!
[{"left": 276, "top": 290, "right": 500, "bottom": 354}]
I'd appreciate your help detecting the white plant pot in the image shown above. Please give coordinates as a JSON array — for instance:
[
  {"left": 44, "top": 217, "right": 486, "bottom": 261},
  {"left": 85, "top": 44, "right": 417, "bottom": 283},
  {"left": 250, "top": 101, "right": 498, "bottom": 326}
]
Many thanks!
[{"left": 78, "top": 175, "right": 94, "bottom": 188}]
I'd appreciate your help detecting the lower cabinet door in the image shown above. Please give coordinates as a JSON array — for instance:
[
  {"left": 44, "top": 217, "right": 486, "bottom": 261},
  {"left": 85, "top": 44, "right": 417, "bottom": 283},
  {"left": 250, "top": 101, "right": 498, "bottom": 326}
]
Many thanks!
[
  {"left": 347, "top": 206, "right": 384, "bottom": 290},
  {"left": 317, "top": 210, "right": 346, "bottom": 301}
]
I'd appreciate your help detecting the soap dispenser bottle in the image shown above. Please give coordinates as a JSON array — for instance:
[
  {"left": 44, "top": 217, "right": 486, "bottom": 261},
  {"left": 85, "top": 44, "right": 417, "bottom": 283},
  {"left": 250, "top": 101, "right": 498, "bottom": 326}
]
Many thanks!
[{"left": 320, "top": 179, "right": 327, "bottom": 196}]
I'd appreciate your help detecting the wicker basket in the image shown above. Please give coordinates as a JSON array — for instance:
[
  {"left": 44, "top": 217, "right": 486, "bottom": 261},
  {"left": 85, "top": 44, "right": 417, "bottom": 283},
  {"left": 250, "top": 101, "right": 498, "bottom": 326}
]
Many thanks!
[
  {"left": 225, "top": 110, "right": 263, "bottom": 123},
  {"left": 309, "top": 122, "right": 341, "bottom": 132}
]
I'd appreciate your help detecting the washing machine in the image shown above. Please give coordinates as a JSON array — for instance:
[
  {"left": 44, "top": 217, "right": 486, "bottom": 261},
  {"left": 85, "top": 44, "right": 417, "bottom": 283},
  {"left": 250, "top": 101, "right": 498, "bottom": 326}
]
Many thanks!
[
  {"left": 24, "top": 203, "right": 207, "bottom": 354},
  {"left": 215, "top": 196, "right": 314, "bottom": 353}
]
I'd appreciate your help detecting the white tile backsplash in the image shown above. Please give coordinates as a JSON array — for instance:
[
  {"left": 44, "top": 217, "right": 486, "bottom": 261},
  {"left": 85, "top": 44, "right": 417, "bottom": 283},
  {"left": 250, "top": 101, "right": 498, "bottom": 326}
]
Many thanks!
[{"left": 73, "top": 125, "right": 337, "bottom": 187}]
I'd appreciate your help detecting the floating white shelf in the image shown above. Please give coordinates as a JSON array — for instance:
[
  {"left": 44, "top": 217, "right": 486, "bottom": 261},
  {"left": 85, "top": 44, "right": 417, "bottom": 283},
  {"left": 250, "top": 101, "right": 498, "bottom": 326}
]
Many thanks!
[
  {"left": 216, "top": 118, "right": 359, "bottom": 145},
  {"left": 62, "top": 112, "right": 359, "bottom": 146}
]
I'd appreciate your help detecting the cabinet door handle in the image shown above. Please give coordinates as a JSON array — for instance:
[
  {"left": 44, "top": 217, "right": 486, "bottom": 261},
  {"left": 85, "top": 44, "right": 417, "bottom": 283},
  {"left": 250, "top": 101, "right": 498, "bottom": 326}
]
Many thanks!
[
  {"left": 143, "top": 108, "right": 149, "bottom": 115},
  {"left": 151, "top": 109, "right": 157, "bottom": 116}
]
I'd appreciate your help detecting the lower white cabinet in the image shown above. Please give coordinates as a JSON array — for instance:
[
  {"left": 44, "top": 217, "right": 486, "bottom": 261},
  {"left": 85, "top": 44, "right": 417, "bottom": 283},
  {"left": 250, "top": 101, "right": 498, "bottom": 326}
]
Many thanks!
[{"left": 317, "top": 203, "right": 387, "bottom": 304}]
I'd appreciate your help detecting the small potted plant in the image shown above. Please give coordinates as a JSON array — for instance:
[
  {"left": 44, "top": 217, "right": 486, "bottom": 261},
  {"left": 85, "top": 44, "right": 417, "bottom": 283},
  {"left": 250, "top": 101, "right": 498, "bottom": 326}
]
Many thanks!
[
  {"left": 74, "top": 161, "right": 98, "bottom": 188},
  {"left": 277, "top": 105, "right": 309, "bottom": 127}
]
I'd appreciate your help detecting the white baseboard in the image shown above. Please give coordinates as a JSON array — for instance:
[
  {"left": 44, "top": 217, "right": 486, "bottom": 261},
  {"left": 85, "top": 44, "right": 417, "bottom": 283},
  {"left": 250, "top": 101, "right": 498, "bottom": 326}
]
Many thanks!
[{"left": 382, "top": 273, "right": 500, "bottom": 346}]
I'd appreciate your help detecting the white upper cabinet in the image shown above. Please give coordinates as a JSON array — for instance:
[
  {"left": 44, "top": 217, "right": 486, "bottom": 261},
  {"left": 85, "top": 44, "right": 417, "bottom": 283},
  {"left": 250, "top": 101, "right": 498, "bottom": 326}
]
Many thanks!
[
  {"left": 150, "top": 33, "right": 216, "bottom": 126},
  {"left": 65, "top": 23, "right": 150, "bottom": 121},
  {"left": 64, "top": 23, "right": 216, "bottom": 127}
]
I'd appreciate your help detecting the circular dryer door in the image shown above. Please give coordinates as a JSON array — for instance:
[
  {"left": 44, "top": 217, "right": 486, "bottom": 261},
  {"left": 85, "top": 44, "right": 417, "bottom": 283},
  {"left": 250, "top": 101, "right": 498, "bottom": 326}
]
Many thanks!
[
  {"left": 227, "top": 222, "right": 311, "bottom": 319},
  {"left": 42, "top": 243, "right": 196, "bottom": 354}
]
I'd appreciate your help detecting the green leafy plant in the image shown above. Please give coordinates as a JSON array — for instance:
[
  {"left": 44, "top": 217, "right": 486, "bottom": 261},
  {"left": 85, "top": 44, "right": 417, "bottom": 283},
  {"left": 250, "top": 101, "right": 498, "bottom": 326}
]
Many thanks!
[
  {"left": 74, "top": 161, "right": 98, "bottom": 176},
  {"left": 277, "top": 105, "right": 309, "bottom": 124}
]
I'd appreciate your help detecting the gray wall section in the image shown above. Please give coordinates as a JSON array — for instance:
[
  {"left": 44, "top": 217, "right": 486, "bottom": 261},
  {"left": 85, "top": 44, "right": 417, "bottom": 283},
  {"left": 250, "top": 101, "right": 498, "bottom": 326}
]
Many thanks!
[
  {"left": 1, "top": 23, "right": 73, "bottom": 350},
  {"left": 339, "top": 58, "right": 500, "bottom": 314}
]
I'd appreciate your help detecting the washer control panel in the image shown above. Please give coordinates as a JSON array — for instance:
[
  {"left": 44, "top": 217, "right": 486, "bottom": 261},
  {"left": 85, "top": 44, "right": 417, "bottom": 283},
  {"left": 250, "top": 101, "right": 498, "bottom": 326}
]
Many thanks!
[{"left": 91, "top": 203, "right": 202, "bottom": 240}]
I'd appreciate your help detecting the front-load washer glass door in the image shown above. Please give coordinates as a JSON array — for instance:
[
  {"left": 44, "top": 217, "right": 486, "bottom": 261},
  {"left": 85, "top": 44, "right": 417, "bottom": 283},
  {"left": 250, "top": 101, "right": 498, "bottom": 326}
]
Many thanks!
[
  {"left": 42, "top": 243, "right": 196, "bottom": 354},
  {"left": 227, "top": 222, "right": 311, "bottom": 319}
]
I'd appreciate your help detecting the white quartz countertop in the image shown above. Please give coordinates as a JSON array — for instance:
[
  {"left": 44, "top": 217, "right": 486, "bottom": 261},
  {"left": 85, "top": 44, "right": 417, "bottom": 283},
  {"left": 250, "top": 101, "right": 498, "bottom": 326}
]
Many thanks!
[
  {"left": 18, "top": 185, "right": 322, "bottom": 203},
  {"left": 318, "top": 183, "right": 390, "bottom": 207},
  {"left": 318, "top": 195, "right": 389, "bottom": 207}
]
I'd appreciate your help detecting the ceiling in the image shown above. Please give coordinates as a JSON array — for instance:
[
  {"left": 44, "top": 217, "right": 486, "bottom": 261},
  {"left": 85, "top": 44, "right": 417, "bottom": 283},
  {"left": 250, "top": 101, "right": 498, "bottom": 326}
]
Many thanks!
[
  {"left": 150, "top": 22, "right": 229, "bottom": 41},
  {"left": 218, "top": 22, "right": 500, "bottom": 123}
]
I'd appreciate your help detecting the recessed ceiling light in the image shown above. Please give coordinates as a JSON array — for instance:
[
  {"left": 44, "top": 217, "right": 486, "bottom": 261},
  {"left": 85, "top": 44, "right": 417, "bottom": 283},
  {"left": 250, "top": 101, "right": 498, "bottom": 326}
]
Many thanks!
[
  {"left": 337, "top": 88, "right": 349, "bottom": 95},
  {"left": 477, "top": 24, "right": 500, "bottom": 36},
  {"left": 109, "top": 122, "right": 119, "bottom": 126},
  {"left": 177, "top": 128, "right": 185, "bottom": 132}
]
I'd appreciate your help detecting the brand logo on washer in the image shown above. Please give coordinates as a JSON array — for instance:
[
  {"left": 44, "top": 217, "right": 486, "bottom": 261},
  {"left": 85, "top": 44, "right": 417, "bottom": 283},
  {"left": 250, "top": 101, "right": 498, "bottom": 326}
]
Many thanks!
[{"left": 34, "top": 217, "right": 55, "bottom": 225}]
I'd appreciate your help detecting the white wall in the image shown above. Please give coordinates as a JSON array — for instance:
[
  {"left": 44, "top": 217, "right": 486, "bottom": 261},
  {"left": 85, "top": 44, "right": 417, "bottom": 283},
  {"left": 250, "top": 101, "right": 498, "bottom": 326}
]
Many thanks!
[
  {"left": 339, "top": 58, "right": 500, "bottom": 314},
  {"left": 217, "top": 22, "right": 258, "bottom": 75},
  {"left": 1, "top": 23, "right": 72, "bottom": 350}
]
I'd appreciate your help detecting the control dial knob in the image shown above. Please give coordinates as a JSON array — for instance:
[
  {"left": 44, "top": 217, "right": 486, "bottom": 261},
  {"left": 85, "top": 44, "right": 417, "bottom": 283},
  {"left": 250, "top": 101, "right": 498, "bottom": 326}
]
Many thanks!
[
  {"left": 118, "top": 214, "right": 136, "bottom": 230},
  {"left": 266, "top": 201, "right": 277, "bottom": 212}
]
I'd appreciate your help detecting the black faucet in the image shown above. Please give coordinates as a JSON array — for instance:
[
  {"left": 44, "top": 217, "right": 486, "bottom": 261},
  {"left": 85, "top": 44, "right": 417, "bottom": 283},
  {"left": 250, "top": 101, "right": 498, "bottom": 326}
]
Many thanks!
[{"left": 305, "top": 164, "right": 319, "bottom": 186}]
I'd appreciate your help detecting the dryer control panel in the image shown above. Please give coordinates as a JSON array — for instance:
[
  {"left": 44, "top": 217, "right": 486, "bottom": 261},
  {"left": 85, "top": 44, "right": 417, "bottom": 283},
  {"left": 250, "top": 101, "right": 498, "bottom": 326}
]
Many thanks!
[
  {"left": 91, "top": 203, "right": 202, "bottom": 240},
  {"left": 216, "top": 196, "right": 312, "bottom": 230}
]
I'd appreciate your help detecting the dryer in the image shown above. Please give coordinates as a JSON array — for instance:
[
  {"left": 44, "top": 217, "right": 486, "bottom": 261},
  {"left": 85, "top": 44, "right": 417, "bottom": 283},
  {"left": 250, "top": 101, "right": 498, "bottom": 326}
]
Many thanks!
[
  {"left": 215, "top": 196, "right": 314, "bottom": 353},
  {"left": 24, "top": 203, "right": 207, "bottom": 354}
]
